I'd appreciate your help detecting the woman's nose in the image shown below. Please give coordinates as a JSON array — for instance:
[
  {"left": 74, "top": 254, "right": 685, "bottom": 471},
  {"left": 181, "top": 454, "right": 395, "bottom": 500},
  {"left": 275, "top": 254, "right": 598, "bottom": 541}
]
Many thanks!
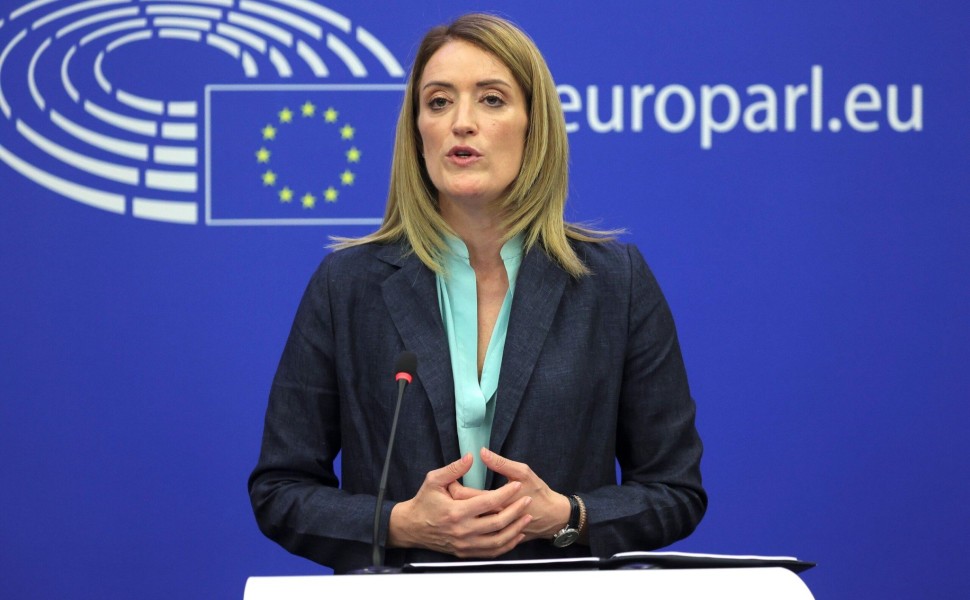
[{"left": 451, "top": 100, "right": 477, "bottom": 136}]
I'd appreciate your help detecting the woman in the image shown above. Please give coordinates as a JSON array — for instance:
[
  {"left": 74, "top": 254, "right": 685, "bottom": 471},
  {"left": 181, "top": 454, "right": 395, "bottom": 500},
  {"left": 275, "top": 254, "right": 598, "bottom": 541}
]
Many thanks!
[{"left": 249, "top": 13, "right": 705, "bottom": 573}]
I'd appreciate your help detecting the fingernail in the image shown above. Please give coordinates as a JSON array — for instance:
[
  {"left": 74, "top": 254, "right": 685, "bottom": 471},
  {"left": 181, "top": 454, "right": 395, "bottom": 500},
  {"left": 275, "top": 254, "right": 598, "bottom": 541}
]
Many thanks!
[{"left": 523, "top": 496, "right": 533, "bottom": 506}]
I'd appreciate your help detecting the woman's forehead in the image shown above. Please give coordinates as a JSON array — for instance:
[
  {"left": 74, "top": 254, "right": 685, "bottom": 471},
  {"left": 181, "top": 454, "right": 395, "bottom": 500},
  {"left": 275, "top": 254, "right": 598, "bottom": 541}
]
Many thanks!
[{"left": 420, "top": 40, "right": 514, "bottom": 87}]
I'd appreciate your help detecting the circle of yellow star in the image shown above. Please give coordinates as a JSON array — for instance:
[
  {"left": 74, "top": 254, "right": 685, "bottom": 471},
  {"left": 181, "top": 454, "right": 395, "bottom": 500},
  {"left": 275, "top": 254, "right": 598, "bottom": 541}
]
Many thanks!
[{"left": 259, "top": 103, "right": 361, "bottom": 211}]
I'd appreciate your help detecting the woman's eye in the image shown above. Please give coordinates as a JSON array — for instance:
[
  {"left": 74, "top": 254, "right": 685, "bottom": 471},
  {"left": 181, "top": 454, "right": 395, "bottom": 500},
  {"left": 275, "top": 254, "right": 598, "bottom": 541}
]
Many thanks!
[
  {"left": 483, "top": 94, "right": 505, "bottom": 107},
  {"left": 428, "top": 97, "right": 449, "bottom": 110}
]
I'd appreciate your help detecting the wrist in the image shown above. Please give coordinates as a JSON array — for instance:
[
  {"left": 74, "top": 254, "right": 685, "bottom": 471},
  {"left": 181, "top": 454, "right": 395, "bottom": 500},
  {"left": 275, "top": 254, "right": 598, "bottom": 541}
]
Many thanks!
[
  {"left": 386, "top": 500, "right": 413, "bottom": 548},
  {"left": 550, "top": 492, "right": 572, "bottom": 536}
]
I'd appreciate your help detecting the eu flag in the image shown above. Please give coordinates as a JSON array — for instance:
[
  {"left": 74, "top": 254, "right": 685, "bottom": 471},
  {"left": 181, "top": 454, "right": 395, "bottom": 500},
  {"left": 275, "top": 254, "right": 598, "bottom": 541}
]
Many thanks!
[{"left": 205, "top": 84, "right": 405, "bottom": 225}]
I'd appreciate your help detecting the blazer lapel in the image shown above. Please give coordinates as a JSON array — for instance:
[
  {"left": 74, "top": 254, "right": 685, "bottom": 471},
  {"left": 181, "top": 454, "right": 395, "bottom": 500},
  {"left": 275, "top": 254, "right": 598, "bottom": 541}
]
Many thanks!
[
  {"left": 378, "top": 245, "right": 460, "bottom": 462},
  {"left": 489, "top": 247, "right": 568, "bottom": 482}
]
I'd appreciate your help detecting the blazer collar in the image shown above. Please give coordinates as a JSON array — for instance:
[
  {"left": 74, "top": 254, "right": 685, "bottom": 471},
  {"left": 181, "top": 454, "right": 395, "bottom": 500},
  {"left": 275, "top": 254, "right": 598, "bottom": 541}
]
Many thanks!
[
  {"left": 488, "top": 246, "right": 568, "bottom": 485},
  {"left": 379, "top": 243, "right": 460, "bottom": 462}
]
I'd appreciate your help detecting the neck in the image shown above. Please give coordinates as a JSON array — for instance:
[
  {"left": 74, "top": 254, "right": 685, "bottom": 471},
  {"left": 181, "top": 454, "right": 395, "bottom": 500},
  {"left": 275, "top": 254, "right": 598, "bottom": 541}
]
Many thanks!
[{"left": 439, "top": 196, "right": 508, "bottom": 270}]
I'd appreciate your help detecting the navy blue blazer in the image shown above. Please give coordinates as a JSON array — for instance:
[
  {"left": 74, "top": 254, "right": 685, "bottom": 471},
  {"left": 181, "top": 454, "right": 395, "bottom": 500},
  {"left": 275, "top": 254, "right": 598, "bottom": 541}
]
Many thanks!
[{"left": 249, "top": 240, "right": 706, "bottom": 573}]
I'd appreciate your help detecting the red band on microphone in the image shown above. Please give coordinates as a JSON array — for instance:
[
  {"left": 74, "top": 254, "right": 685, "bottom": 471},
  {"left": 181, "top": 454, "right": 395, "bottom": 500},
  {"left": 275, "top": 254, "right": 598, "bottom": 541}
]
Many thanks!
[{"left": 395, "top": 372, "right": 413, "bottom": 384}]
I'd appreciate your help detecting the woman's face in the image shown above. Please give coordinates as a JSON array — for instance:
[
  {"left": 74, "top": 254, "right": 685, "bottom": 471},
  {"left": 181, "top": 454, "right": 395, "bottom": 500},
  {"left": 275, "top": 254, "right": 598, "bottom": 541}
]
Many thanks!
[{"left": 417, "top": 40, "right": 528, "bottom": 212}]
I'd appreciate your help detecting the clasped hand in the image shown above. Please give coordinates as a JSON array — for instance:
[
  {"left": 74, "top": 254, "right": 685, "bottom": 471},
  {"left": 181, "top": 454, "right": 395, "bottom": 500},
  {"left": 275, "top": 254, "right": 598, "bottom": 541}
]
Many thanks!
[{"left": 387, "top": 448, "right": 571, "bottom": 558}]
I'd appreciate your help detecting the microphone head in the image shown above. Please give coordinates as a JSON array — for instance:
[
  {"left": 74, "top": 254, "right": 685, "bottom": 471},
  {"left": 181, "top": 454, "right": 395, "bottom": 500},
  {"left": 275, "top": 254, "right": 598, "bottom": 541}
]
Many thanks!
[{"left": 394, "top": 351, "right": 417, "bottom": 383}]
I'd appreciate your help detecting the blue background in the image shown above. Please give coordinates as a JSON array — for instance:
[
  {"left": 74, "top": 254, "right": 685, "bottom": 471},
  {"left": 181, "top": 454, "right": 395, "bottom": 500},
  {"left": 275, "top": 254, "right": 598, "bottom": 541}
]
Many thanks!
[{"left": 1, "top": 1, "right": 967, "bottom": 598}]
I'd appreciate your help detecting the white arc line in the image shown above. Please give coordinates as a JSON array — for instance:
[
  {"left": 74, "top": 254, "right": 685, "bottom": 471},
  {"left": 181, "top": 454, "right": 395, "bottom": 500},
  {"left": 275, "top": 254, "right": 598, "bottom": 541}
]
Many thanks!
[
  {"left": 133, "top": 197, "right": 198, "bottom": 224},
  {"left": 60, "top": 44, "right": 79, "bottom": 102},
  {"left": 55, "top": 7, "right": 140, "bottom": 39},
  {"left": 327, "top": 33, "right": 365, "bottom": 77},
  {"left": 240, "top": 0, "right": 321, "bottom": 40},
  {"left": 0, "top": 143, "right": 125, "bottom": 214},
  {"left": 27, "top": 35, "right": 49, "bottom": 110},
  {"left": 357, "top": 26, "right": 404, "bottom": 77},
  {"left": 32, "top": 0, "right": 130, "bottom": 31},
  {"left": 272, "top": 0, "right": 350, "bottom": 33},
  {"left": 17, "top": 119, "right": 140, "bottom": 185},
  {"left": 50, "top": 109, "right": 150, "bottom": 160}
]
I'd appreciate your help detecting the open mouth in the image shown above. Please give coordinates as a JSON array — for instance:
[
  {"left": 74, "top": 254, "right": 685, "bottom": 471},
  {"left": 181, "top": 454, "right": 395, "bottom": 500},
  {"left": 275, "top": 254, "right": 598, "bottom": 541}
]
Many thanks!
[{"left": 448, "top": 146, "right": 481, "bottom": 159}]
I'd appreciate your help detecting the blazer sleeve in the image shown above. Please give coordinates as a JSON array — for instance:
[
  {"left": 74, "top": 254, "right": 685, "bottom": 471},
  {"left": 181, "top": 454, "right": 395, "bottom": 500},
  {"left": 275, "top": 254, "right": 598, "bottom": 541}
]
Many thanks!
[
  {"left": 247, "top": 255, "right": 394, "bottom": 568},
  {"left": 580, "top": 244, "right": 707, "bottom": 556}
]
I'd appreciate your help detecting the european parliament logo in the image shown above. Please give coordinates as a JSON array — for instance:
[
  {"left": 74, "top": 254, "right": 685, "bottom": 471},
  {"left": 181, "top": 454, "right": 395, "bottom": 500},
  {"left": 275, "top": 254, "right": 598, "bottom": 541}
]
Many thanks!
[{"left": 0, "top": 0, "right": 405, "bottom": 226}]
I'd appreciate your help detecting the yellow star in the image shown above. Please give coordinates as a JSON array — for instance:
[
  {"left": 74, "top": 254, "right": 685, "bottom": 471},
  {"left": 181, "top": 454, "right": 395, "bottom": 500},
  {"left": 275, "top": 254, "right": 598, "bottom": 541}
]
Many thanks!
[
  {"left": 301, "top": 101, "right": 316, "bottom": 117},
  {"left": 323, "top": 107, "right": 338, "bottom": 123},
  {"left": 255, "top": 147, "right": 271, "bottom": 163},
  {"left": 339, "top": 124, "right": 355, "bottom": 140},
  {"left": 261, "top": 170, "right": 277, "bottom": 186},
  {"left": 324, "top": 187, "right": 338, "bottom": 203},
  {"left": 301, "top": 193, "right": 316, "bottom": 208},
  {"left": 340, "top": 169, "right": 355, "bottom": 185},
  {"left": 279, "top": 107, "right": 293, "bottom": 123},
  {"left": 346, "top": 146, "right": 361, "bottom": 163},
  {"left": 279, "top": 187, "right": 293, "bottom": 202},
  {"left": 261, "top": 124, "right": 277, "bottom": 140}
]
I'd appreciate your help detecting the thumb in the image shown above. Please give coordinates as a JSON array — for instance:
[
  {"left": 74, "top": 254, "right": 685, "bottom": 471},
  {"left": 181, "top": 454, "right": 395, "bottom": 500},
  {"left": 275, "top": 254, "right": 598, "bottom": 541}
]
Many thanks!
[{"left": 426, "top": 453, "right": 474, "bottom": 487}]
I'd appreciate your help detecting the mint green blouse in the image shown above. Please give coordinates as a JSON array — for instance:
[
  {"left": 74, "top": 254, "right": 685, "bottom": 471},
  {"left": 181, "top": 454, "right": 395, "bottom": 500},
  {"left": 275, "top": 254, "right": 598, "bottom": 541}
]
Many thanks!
[{"left": 435, "top": 234, "right": 524, "bottom": 489}]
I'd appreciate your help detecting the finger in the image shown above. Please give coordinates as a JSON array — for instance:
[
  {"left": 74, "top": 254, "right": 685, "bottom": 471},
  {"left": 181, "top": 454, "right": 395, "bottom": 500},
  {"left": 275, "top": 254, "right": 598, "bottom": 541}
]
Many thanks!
[
  {"left": 456, "top": 515, "right": 532, "bottom": 558},
  {"left": 480, "top": 448, "right": 531, "bottom": 480},
  {"left": 448, "top": 481, "right": 488, "bottom": 501},
  {"left": 475, "top": 495, "right": 533, "bottom": 534},
  {"left": 424, "top": 453, "right": 474, "bottom": 487},
  {"left": 480, "top": 515, "right": 532, "bottom": 557},
  {"left": 460, "top": 480, "right": 523, "bottom": 516}
]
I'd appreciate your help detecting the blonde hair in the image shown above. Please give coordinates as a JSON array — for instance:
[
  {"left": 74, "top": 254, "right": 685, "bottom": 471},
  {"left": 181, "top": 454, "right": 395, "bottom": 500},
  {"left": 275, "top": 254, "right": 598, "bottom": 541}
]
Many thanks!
[{"left": 333, "top": 13, "right": 615, "bottom": 276}]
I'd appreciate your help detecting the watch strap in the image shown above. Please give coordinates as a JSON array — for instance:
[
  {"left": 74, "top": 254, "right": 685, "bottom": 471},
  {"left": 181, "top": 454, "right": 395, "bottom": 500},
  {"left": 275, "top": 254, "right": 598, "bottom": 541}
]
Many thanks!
[{"left": 566, "top": 494, "right": 580, "bottom": 529}]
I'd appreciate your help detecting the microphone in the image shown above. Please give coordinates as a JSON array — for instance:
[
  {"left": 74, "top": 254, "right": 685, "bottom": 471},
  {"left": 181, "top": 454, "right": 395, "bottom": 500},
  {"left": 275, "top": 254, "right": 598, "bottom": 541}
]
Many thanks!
[{"left": 369, "top": 351, "right": 417, "bottom": 570}]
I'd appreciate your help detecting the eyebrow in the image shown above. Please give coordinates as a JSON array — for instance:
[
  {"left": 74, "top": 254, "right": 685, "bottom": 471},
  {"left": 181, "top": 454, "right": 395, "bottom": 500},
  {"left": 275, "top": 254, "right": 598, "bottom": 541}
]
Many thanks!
[{"left": 421, "top": 78, "right": 513, "bottom": 91}]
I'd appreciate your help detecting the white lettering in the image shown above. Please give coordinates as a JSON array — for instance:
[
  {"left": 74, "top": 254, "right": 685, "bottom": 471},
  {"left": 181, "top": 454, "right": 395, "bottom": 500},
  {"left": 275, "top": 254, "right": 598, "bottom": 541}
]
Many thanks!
[
  {"left": 744, "top": 84, "right": 778, "bottom": 132},
  {"left": 785, "top": 84, "right": 808, "bottom": 132},
  {"left": 655, "top": 85, "right": 695, "bottom": 133},
  {"left": 587, "top": 85, "right": 624, "bottom": 133},
  {"left": 812, "top": 65, "right": 823, "bottom": 131},
  {"left": 556, "top": 70, "right": 922, "bottom": 147},
  {"left": 630, "top": 84, "right": 655, "bottom": 132},
  {"left": 700, "top": 84, "right": 741, "bottom": 149},
  {"left": 887, "top": 84, "right": 923, "bottom": 131},
  {"left": 557, "top": 84, "right": 582, "bottom": 133},
  {"left": 845, "top": 84, "right": 882, "bottom": 132}
]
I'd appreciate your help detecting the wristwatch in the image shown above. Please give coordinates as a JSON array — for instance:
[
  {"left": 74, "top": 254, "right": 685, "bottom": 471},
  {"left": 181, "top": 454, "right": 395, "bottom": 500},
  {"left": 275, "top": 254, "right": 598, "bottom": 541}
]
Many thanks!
[{"left": 552, "top": 495, "right": 582, "bottom": 548}]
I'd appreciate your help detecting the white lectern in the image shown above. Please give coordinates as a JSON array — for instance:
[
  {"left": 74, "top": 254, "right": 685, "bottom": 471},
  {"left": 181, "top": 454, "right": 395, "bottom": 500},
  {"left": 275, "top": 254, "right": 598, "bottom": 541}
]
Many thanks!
[{"left": 244, "top": 567, "right": 815, "bottom": 600}]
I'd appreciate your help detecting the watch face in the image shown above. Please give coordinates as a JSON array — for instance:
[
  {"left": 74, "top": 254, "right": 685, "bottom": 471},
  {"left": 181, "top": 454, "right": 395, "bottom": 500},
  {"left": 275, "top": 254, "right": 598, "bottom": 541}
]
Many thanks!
[{"left": 553, "top": 528, "right": 580, "bottom": 548}]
